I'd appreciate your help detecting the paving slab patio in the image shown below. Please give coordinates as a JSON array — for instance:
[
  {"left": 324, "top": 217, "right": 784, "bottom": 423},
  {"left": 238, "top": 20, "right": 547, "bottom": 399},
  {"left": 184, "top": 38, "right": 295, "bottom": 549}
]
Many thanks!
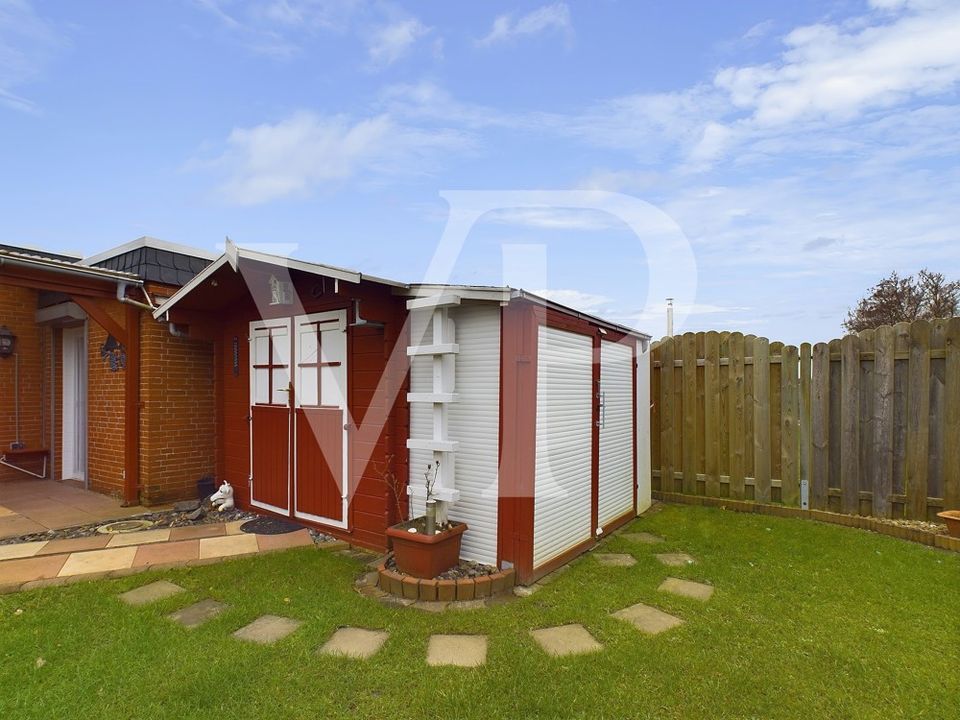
[
  {"left": 37, "top": 535, "right": 111, "bottom": 556},
  {"left": 233, "top": 615, "right": 302, "bottom": 644},
  {"left": 132, "top": 539, "right": 200, "bottom": 567},
  {"left": 611, "top": 602, "right": 684, "bottom": 635},
  {"left": 655, "top": 552, "right": 697, "bottom": 567},
  {"left": 199, "top": 533, "right": 259, "bottom": 559},
  {"left": 621, "top": 532, "right": 664, "bottom": 544},
  {"left": 168, "top": 598, "right": 229, "bottom": 628},
  {"left": 530, "top": 624, "right": 603, "bottom": 657},
  {"left": 168, "top": 524, "right": 226, "bottom": 542},
  {"left": 58, "top": 547, "right": 139, "bottom": 577},
  {"left": 256, "top": 529, "right": 314, "bottom": 552},
  {"left": 107, "top": 528, "right": 172, "bottom": 548},
  {"left": 0, "top": 540, "right": 47, "bottom": 561},
  {"left": 119, "top": 580, "right": 185, "bottom": 606},
  {"left": 594, "top": 552, "right": 637, "bottom": 567},
  {"left": 427, "top": 634, "right": 487, "bottom": 667},
  {"left": 0, "top": 553, "right": 68, "bottom": 585},
  {"left": 658, "top": 577, "right": 714, "bottom": 601},
  {"left": 319, "top": 627, "right": 389, "bottom": 659}
]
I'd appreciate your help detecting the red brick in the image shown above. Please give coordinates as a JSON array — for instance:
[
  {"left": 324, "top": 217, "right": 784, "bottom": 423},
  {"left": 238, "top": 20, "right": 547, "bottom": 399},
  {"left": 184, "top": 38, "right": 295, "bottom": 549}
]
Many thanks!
[
  {"left": 436, "top": 579, "right": 456, "bottom": 602},
  {"left": 455, "top": 577, "right": 475, "bottom": 601}
]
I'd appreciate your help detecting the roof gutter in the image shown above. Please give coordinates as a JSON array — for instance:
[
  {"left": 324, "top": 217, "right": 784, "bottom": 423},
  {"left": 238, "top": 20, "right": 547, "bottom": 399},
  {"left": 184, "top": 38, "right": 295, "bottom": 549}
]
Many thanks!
[
  {"left": 512, "top": 289, "right": 650, "bottom": 339},
  {"left": 0, "top": 253, "right": 142, "bottom": 285}
]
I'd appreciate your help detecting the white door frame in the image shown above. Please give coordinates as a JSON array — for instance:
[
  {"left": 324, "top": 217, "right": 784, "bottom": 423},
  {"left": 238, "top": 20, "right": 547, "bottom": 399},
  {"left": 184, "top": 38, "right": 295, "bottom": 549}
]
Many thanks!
[
  {"left": 248, "top": 318, "right": 293, "bottom": 516},
  {"left": 292, "top": 310, "right": 349, "bottom": 529},
  {"left": 61, "top": 325, "right": 87, "bottom": 484}
]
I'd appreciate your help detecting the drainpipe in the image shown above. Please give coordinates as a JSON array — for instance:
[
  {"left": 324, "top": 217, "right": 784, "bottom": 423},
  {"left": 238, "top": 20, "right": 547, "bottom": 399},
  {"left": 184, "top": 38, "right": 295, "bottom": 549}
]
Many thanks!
[{"left": 116, "top": 282, "right": 155, "bottom": 312}]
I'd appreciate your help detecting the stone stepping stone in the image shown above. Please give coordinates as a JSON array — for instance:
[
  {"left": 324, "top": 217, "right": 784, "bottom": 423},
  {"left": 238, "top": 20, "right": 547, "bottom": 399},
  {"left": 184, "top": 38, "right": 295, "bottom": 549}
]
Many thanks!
[
  {"left": 594, "top": 553, "right": 637, "bottom": 567},
  {"left": 168, "top": 599, "right": 228, "bottom": 628},
  {"left": 655, "top": 552, "right": 697, "bottom": 567},
  {"left": 621, "top": 532, "right": 664, "bottom": 544},
  {"left": 530, "top": 624, "right": 602, "bottom": 657},
  {"left": 119, "top": 580, "right": 185, "bottom": 606},
  {"left": 427, "top": 634, "right": 487, "bottom": 667},
  {"left": 658, "top": 577, "right": 714, "bottom": 601},
  {"left": 611, "top": 602, "right": 683, "bottom": 635},
  {"left": 233, "top": 615, "right": 302, "bottom": 644},
  {"left": 319, "top": 627, "right": 389, "bottom": 659}
]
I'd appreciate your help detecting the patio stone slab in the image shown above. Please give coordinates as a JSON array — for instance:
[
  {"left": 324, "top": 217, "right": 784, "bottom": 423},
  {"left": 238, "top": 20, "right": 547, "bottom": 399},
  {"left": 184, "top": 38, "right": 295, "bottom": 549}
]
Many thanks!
[
  {"left": 655, "top": 552, "right": 697, "bottom": 567},
  {"left": 58, "top": 547, "right": 138, "bottom": 577},
  {"left": 612, "top": 602, "right": 684, "bottom": 635},
  {"left": 427, "top": 634, "right": 487, "bottom": 667},
  {"left": 168, "top": 524, "right": 226, "bottom": 542},
  {"left": 233, "top": 615, "right": 302, "bottom": 644},
  {"left": 119, "top": 580, "right": 185, "bottom": 606},
  {"left": 106, "top": 528, "right": 171, "bottom": 548},
  {"left": 0, "top": 553, "right": 68, "bottom": 585},
  {"left": 0, "top": 540, "right": 48, "bottom": 561},
  {"left": 319, "top": 627, "right": 389, "bottom": 659},
  {"left": 224, "top": 520, "right": 249, "bottom": 536},
  {"left": 594, "top": 552, "right": 637, "bottom": 567},
  {"left": 168, "top": 599, "right": 229, "bottom": 628},
  {"left": 37, "top": 535, "right": 111, "bottom": 555},
  {"left": 256, "top": 529, "right": 314, "bottom": 552},
  {"left": 530, "top": 624, "right": 602, "bottom": 657},
  {"left": 621, "top": 532, "right": 664, "bottom": 544},
  {"left": 199, "top": 533, "right": 259, "bottom": 559},
  {"left": 658, "top": 577, "right": 714, "bottom": 601},
  {"left": 132, "top": 540, "right": 200, "bottom": 567}
]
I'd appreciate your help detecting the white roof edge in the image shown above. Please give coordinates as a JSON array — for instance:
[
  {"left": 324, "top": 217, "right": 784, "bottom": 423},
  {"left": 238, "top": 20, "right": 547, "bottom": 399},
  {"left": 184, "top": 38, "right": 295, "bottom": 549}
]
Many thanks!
[
  {"left": 513, "top": 289, "right": 651, "bottom": 339},
  {"left": 152, "top": 247, "right": 408, "bottom": 320},
  {"left": 398, "top": 284, "right": 512, "bottom": 303},
  {"left": 81, "top": 236, "right": 220, "bottom": 266},
  {"left": 0, "top": 247, "right": 141, "bottom": 283},
  {"left": 152, "top": 255, "right": 228, "bottom": 320}
]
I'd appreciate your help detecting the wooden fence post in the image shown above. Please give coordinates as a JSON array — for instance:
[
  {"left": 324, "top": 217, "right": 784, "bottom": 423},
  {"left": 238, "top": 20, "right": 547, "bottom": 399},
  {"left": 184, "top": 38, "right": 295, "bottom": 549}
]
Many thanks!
[
  {"left": 729, "top": 332, "right": 746, "bottom": 500},
  {"left": 681, "top": 333, "right": 698, "bottom": 495},
  {"left": 659, "top": 337, "right": 675, "bottom": 493},
  {"left": 704, "top": 331, "right": 721, "bottom": 497},
  {"left": 811, "top": 343, "right": 830, "bottom": 510},
  {"left": 781, "top": 345, "right": 799, "bottom": 506},
  {"left": 873, "top": 325, "right": 895, "bottom": 517},
  {"left": 800, "top": 343, "right": 812, "bottom": 509},
  {"left": 906, "top": 320, "right": 931, "bottom": 520},
  {"left": 840, "top": 334, "right": 860, "bottom": 515},
  {"left": 945, "top": 318, "right": 960, "bottom": 512},
  {"left": 753, "top": 337, "right": 771, "bottom": 503}
]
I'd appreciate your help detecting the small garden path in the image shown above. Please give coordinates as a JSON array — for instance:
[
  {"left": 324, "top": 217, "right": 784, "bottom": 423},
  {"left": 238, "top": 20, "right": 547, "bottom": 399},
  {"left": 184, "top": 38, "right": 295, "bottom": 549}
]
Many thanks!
[{"left": 98, "top": 527, "right": 713, "bottom": 667}]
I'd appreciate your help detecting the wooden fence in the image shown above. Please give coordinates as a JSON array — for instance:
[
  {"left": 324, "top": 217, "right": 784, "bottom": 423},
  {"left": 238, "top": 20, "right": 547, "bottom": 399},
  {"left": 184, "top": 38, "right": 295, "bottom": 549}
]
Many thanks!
[{"left": 650, "top": 318, "right": 960, "bottom": 520}]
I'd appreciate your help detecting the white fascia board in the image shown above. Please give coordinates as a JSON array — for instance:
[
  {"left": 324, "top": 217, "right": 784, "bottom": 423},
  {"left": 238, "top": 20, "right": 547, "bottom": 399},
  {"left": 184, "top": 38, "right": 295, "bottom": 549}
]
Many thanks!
[
  {"left": 512, "top": 288, "right": 652, "bottom": 340},
  {"left": 399, "top": 284, "right": 513, "bottom": 304},
  {"left": 81, "top": 236, "right": 219, "bottom": 266}
]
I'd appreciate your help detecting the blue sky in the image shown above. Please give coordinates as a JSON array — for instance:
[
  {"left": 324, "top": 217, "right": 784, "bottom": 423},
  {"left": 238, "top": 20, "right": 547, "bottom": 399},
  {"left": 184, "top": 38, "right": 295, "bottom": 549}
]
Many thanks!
[{"left": 1, "top": 0, "right": 959, "bottom": 343}]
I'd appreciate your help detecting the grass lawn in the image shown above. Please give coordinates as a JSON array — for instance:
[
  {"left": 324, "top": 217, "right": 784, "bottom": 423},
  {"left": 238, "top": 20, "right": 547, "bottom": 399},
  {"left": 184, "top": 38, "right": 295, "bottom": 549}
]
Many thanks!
[{"left": 1, "top": 504, "right": 958, "bottom": 719}]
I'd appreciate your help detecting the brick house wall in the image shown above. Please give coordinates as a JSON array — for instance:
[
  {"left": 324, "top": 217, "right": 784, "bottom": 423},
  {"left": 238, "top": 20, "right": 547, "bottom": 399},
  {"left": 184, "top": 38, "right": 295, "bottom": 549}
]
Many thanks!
[
  {"left": 139, "top": 305, "right": 216, "bottom": 505},
  {"left": 85, "top": 301, "right": 126, "bottom": 497},
  {"left": 0, "top": 285, "right": 46, "bottom": 481}
]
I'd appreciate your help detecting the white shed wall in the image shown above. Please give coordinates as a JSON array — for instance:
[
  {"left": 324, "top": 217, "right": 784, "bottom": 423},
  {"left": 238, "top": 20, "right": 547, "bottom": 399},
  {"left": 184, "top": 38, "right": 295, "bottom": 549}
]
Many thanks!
[{"left": 598, "top": 340, "right": 635, "bottom": 526}]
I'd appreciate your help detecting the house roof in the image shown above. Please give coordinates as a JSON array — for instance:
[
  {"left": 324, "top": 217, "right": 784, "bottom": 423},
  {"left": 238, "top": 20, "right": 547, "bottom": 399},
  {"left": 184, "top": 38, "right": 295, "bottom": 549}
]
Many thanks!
[
  {"left": 0, "top": 244, "right": 82, "bottom": 263},
  {"left": 81, "top": 236, "right": 217, "bottom": 287},
  {"left": 0, "top": 246, "right": 141, "bottom": 284}
]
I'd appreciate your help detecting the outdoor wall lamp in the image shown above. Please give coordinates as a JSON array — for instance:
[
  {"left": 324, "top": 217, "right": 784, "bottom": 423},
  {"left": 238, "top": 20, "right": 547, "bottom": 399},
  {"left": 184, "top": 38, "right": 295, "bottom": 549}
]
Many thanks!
[{"left": 0, "top": 326, "right": 15, "bottom": 358}]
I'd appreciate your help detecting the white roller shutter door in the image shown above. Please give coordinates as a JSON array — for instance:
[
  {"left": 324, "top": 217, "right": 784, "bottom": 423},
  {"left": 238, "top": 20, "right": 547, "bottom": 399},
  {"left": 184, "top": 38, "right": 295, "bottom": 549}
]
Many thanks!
[
  {"left": 598, "top": 340, "right": 635, "bottom": 526},
  {"left": 533, "top": 326, "right": 594, "bottom": 568},
  {"left": 408, "top": 304, "right": 500, "bottom": 565}
]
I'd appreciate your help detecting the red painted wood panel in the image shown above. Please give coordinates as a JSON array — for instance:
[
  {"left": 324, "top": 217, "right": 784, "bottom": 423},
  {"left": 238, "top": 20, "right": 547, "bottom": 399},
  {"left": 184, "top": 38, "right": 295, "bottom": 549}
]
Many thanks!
[
  {"left": 251, "top": 405, "right": 289, "bottom": 510},
  {"left": 295, "top": 408, "right": 343, "bottom": 520}
]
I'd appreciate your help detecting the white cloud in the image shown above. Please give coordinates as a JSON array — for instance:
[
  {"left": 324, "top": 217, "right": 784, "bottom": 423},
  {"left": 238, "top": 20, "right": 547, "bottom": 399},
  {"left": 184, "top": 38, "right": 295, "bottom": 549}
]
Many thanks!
[
  {"left": 0, "top": 0, "right": 61, "bottom": 113},
  {"left": 477, "top": 2, "right": 572, "bottom": 47},
  {"left": 484, "top": 207, "right": 623, "bottom": 231},
  {"left": 201, "top": 111, "right": 471, "bottom": 205},
  {"left": 715, "top": 2, "right": 960, "bottom": 127},
  {"left": 367, "top": 18, "right": 430, "bottom": 68}
]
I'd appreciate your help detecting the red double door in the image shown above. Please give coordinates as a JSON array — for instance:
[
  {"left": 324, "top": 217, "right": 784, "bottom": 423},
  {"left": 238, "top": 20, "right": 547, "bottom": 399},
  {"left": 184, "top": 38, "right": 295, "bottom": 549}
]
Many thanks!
[{"left": 249, "top": 311, "right": 349, "bottom": 528}]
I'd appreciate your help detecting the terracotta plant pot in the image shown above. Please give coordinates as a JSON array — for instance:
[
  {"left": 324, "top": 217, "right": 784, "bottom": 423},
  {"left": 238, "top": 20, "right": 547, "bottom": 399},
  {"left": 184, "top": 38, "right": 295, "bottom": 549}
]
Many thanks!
[
  {"left": 937, "top": 510, "right": 960, "bottom": 538},
  {"left": 386, "top": 519, "right": 467, "bottom": 579}
]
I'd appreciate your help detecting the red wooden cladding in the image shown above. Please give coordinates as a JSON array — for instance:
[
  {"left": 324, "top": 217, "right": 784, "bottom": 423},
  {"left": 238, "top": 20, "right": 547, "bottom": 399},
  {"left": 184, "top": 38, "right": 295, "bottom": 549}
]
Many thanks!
[
  {"left": 295, "top": 408, "right": 343, "bottom": 520},
  {"left": 251, "top": 404, "right": 290, "bottom": 511}
]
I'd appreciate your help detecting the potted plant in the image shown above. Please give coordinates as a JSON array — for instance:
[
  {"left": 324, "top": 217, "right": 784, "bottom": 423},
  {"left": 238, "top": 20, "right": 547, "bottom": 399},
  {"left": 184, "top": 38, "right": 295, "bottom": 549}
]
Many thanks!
[
  {"left": 384, "top": 461, "right": 467, "bottom": 578},
  {"left": 937, "top": 510, "right": 960, "bottom": 538}
]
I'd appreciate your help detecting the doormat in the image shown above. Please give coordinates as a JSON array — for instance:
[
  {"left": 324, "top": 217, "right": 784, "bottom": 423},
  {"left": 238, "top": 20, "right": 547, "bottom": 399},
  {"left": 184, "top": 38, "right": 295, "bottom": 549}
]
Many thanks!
[{"left": 240, "top": 517, "right": 307, "bottom": 535}]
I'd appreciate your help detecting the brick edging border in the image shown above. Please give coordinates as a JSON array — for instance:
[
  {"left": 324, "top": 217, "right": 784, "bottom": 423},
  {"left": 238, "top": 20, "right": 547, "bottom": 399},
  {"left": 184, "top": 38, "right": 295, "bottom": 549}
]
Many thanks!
[
  {"left": 376, "top": 563, "right": 516, "bottom": 602},
  {"left": 653, "top": 491, "right": 960, "bottom": 553}
]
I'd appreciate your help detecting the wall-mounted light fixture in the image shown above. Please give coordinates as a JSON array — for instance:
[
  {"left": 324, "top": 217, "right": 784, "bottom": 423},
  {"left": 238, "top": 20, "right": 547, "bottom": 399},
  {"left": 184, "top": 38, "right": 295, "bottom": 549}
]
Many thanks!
[{"left": 0, "top": 326, "right": 15, "bottom": 358}]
